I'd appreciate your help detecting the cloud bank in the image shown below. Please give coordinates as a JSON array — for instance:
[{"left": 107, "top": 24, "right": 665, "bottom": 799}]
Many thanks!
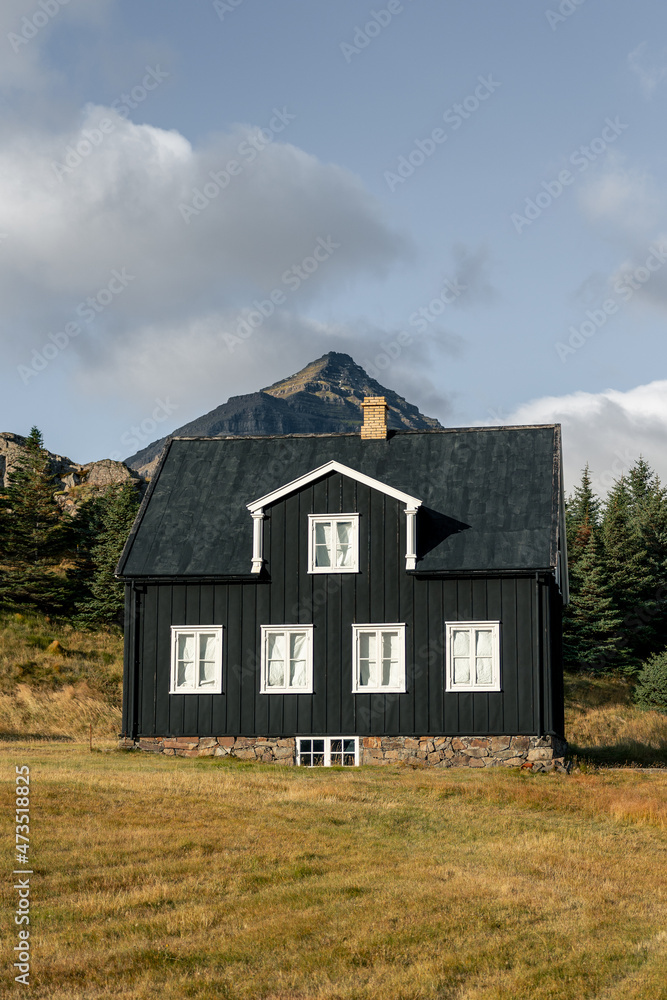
[{"left": 498, "top": 380, "right": 667, "bottom": 494}]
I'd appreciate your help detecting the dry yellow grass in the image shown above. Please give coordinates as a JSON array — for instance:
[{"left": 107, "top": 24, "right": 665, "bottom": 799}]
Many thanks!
[
  {"left": 1, "top": 747, "right": 666, "bottom": 1000},
  {"left": 565, "top": 671, "right": 667, "bottom": 766},
  {"left": 0, "top": 611, "right": 122, "bottom": 741}
]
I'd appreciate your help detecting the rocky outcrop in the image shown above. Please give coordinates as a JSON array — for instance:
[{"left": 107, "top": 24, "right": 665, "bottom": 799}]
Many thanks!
[
  {"left": 0, "top": 432, "right": 142, "bottom": 511},
  {"left": 125, "top": 352, "right": 444, "bottom": 474}
]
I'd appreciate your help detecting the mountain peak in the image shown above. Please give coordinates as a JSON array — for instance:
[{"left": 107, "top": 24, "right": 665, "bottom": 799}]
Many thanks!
[
  {"left": 263, "top": 352, "right": 369, "bottom": 399},
  {"left": 125, "top": 352, "right": 443, "bottom": 474}
]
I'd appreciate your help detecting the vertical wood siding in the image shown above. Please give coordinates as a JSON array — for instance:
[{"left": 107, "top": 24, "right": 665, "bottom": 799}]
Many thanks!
[{"left": 127, "top": 471, "right": 563, "bottom": 738}]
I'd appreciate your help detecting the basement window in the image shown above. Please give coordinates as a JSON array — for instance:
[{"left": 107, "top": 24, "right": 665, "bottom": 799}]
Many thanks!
[
  {"left": 308, "top": 514, "right": 359, "bottom": 573},
  {"left": 170, "top": 626, "right": 223, "bottom": 694},
  {"left": 297, "top": 737, "right": 359, "bottom": 767},
  {"left": 445, "top": 622, "right": 501, "bottom": 692}
]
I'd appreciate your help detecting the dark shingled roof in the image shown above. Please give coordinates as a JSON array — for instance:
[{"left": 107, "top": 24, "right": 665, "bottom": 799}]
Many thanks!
[{"left": 117, "top": 426, "right": 564, "bottom": 578}]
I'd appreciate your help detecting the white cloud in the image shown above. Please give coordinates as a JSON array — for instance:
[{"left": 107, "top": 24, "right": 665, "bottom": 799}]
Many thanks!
[
  {"left": 74, "top": 307, "right": 458, "bottom": 431},
  {"left": 628, "top": 41, "right": 667, "bottom": 99},
  {"left": 0, "top": 104, "right": 407, "bottom": 384},
  {"left": 494, "top": 381, "right": 667, "bottom": 494}
]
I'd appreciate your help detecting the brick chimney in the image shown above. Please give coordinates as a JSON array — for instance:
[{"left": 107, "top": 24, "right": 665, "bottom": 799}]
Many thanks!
[{"left": 361, "top": 396, "right": 388, "bottom": 440}]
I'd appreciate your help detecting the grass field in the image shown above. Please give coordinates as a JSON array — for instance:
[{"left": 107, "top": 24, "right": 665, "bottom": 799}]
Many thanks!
[
  {"left": 1, "top": 612, "right": 666, "bottom": 997},
  {"left": 1, "top": 746, "right": 666, "bottom": 1000}
]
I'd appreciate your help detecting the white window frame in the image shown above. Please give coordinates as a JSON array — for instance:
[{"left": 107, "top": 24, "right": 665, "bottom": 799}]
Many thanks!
[
  {"left": 445, "top": 621, "right": 501, "bottom": 692},
  {"left": 260, "top": 625, "right": 314, "bottom": 694},
  {"left": 169, "top": 626, "right": 224, "bottom": 695},
  {"left": 351, "top": 624, "right": 406, "bottom": 693},
  {"left": 296, "top": 736, "right": 359, "bottom": 767},
  {"left": 308, "top": 513, "right": 360, "bottom": 574}
]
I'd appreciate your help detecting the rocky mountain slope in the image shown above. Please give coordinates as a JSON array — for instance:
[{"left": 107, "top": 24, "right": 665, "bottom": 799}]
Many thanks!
[
  {"left": 0, "top": 433, "right": 141, "bottom": 513},
  {"left": 125, "top": 352, "right": 442, "bottom": 475}
]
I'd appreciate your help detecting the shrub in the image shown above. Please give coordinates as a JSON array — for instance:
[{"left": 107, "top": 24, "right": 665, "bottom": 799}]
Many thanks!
[{"left": 634, "top": 649, "right": 667, "bottom": 713}]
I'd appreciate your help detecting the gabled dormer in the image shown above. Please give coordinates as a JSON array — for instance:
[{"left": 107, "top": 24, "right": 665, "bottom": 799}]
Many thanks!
[{"left": 246, "top": 458, "right": 422, "bottom": 575}]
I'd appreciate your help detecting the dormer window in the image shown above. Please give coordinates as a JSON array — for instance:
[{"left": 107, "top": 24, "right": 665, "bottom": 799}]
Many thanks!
[{"left": 308, "top": 514, "right": 359, "bottom": 574}]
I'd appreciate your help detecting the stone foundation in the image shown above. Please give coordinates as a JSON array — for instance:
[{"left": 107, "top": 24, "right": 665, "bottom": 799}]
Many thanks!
[
  {"left": 120, "top": 733, "right": 568, "bottom": 772},
  {"left": 360, "top": 734, "right": 568, "bottom": 772}
]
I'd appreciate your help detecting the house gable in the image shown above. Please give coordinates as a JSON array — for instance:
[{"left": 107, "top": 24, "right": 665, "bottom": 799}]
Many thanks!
[{"left": 246, "top": 460, "right": 422, "bottom": 574}]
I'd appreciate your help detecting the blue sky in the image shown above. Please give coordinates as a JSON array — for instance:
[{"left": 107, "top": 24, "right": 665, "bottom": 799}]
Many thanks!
[{"left": 1, "top": 0, "right": 667, "bottom": 490}]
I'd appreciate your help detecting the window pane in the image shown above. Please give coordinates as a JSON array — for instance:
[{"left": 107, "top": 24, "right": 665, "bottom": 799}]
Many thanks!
[
  {"left": 475, "top": 630, "right": 493, "bottom": 658},
  {"left": 452, "top": 630, "right": 470, "bottom": 657},
  {"left": 314, "top": 521, "right": 332, "bottom": 567},
  {"left": 453, "top": 657, "right": 470, "bottom": 685},
  {"left": 336, "top": 521, "right": 353, "bottom": 567},
  {"left": 267, "top": 633, "right": 285, "bottom": 687},
  {"left": 359, "top": 632, "right": 375, "bottom": 660},
  {"left": 178, "top": 633, "right": 195, "bottom": 662},
  {"left": 299, "top": 739, "right": 312, "bottom": 754},
  {"left": 476, "top": 657, "right": 493, "bottom": 685},
  {"left": 358, "top": 631, "right": 376, "bottom": 687},
  {"left": 343, "top": 739, "right": 356, "bottom": 754},
  {"left": 289, "top": 632, "right": 308, "bottom": 688},
  {"left": 199, "top": 633, "right": 216, "bottom": 661},
  {"left": 331, "top": 739, "right": 342, "bottom": 753},
  {"left": 313, "top": 739, "right": 325, "bottom": 753},
  {"left": 177, "top": 659, "right": 194, "bottom": 687},
  {"left": 199, "top": 660, "right": 215, "bottom": 685},
  {"left": 381, "top": 631, "right": 399, "bottom": 686},
  {"left": 176, "top": 633, "right": 195, "bottom": 687},
  {"left": 198, "top": 633, "right": 217, "bottom": 686}
]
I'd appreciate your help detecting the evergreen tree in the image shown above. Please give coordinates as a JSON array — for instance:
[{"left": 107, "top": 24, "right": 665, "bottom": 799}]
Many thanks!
[
  {"left": 565, "top": 465, "right": 601, "bottom": 577},
  {"left": 74, "top": 481, "right": 140, "bottom": 628},
  {"left": 634, "top": 648, "right": 667, "bottom": 713},
  {"left": 563, "top": 527, "right": 622, "bottom": 671},
  {"left": 601, "top": 475, "right": 656, "bottom": 668},
  {"left": 626, "top": 456, "right": 660, "bottom": 519},
  {"left": 0, "top": 427, "right": 69, "bottom": 566}
]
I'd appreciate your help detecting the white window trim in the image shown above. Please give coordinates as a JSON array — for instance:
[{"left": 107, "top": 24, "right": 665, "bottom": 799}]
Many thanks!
[
  {"left": 445, "top": 621, "right": 501, "bottom": 692},
  {"left": 351, "top": 623, "right": 407, "bottom": 694},
  {"left": 296, "top": 736, "right": 359, "bottom": 767},
  {"left": 260, "top": 625, "right": 314, "bottom": 694},
  {"left": 169, "top": 625, "right": 224, "bottom": 695},
  {"left": 308, "top": 513, "right": 360, "bottom": 574}
]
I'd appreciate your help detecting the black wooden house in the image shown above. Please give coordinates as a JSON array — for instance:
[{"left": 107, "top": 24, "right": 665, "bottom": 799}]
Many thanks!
[{"left": 117, "top": 398, "right": 569, "bottom": 769}]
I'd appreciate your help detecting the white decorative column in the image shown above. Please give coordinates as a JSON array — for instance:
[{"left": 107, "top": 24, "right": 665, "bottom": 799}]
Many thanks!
[
  {"left": 405, "top": 506, "right": 418, "bottom": 570},
  {"left": 251, "top": 510, "right": 265, "bottom": 573}
]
